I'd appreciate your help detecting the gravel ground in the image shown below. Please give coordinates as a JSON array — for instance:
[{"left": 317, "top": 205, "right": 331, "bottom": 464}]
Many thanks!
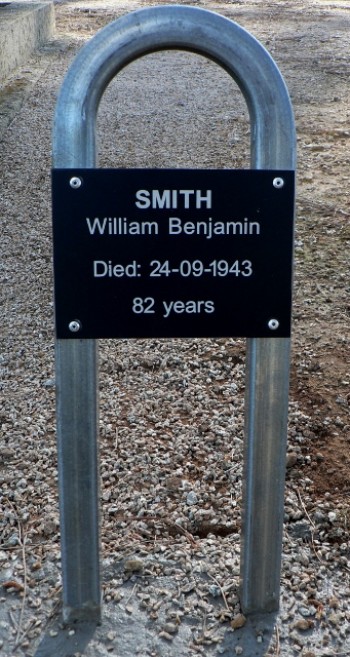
[{"left": 0, "top": 1, "right": 349, "bottom": 656}]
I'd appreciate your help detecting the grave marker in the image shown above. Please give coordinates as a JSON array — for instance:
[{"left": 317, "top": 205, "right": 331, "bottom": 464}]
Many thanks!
[{"left": 52, "top": 5, "right": 296, "bottom": 622}]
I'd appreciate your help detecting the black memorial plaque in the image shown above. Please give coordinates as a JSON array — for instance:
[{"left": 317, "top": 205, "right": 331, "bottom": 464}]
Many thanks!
[{"left": 52, "top": 169, "right": 294, "bottom": 339}]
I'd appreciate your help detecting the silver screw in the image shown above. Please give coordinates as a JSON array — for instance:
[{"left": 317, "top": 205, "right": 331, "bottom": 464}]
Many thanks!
[
  {"left": 268, "top": 319, "right": 279, "bottom": 330},
  {"left": 68, "top": 320, "right": 82, "bottom": 333},
  {"left": 273, "top": 177, "right": 284, "bottom": 189},
  {"left": 69, "top": 176, "right": 82, "bottom": 189}
]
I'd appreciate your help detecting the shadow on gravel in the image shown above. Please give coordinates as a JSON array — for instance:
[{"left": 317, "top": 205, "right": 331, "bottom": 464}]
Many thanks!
[
  {"left": 219, "top": 612, "right": 278, "bottom": 656},
  {"left": 33, "top": 611, "right": 277, "bottom": 656},
  {"left": 34, "top": 620, "right": 98, "bottom": 657}
]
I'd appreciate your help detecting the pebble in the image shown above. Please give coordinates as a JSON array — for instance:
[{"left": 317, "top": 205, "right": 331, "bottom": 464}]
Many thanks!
[
  {"left": 181, "top": 581, "right": 196, "bottom": 594},
  {"left": 313, "top": 510, "right": 327, "bottom": 524},
  {"left": 299, "top": 606, "right": 312, "bottom": 617},
  {"left": 7, "top": 534, "right": 20, "bottom": 546},
  {"left": 298, "top": 549, "right": 309, "bottom": 566},
  {"left": 288, "top": 521, "right": 311, "bottom": 541},
  {"left": 292, "top": 619, "right": 313, "bottom": 631},
  {"left": 159, "top": 631, "right": 174, "bottom": 641},
  {"left": 163, "top": 622, "right": 178, "bottom": 634},
  {"left": 328, "top": 596, "right": 339, "bottom": 609},
  {"left": 43, "top": 378, "right": 55, "bottom": 388},
  {"left": 231, "top": 614, "right": 246, "bottom": 630},
  {"left": 124, "top": 559, "right": 144, "bottom": 573},
  {"left": 328, "top": 611, "right": 342, "bottom": 626},
  {"left": 186, "top": 491, "right": 198, "bottom": 505},
  {"left": 286, "top": 452, "right": 298, "bottom": 468}
]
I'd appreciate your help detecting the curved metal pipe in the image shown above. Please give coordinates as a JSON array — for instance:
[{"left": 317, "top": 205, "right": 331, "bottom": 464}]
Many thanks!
[
  {"left": 53, "top": 5, "right": 296, "bottom": 620},
  {"left": 53, "top": 5, "right": 295, "bottom": 170}
]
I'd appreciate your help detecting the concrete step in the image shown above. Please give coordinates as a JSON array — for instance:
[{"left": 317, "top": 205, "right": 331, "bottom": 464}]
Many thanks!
[{"left": 0, "top": 1, "right": 55, "bottom": 82}]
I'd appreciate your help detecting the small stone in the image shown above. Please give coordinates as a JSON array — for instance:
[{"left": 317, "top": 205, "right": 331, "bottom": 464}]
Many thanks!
[
  {"left": 124, "top": 559, "right": 144, "bottom": 573},
  {"left": 125, "top": 604, "right": 133, "bottom": 614},
  {"left": 235, "top": 646, "right": 243, "bottom": 655},
  {"left": 293, "top": 619, "right": 313, "bottom": 631},
  {"left": 328, "top": 611, "right": 341, "bottom": 626},
  {"left": 298, "top": 549, "right": 309, "bottom": 566},
  {"left": 49, "top": 629, "right": 58, "bottom": 637},
  {"left": 43, "top": 378, "right": 55, "bottom": 388},
  {"left": 107, "top": 630, "right": 116, "bottom": 641},
  {"left": 0, "top": 448, "right": 14, "bottom": 462},
  {"left": 186, "top": 491, "right": 198, "bottom": 505},
  {"left": 68, "top": 629, "right": 75, "bottom": 637},
  {"left": 313, "top": 511, "right": 326, "bottom": 524},
  {"left": 328, "top": 512, "right": 337, "bottom": 523},
  {"left": 181, "top": 581, "right": 196, "bottom": 594},
  {"left": 286, "top": 452, "right": 298, "bottom": 468},
  {"left": 288, "top": 521, "right": 311, "bottom": 541},
  {"left": 299, "top": 606, "right": 312, "bottom": 617},
  {"left": 328, "top": 596, "right": 339, "bottom": 609},
  {"left": 163, "top": 622, "right": 177, "bottom": 634},
  {"left": 289, "top": 630, "right": 304, "bottom": 646},
  {"left": 43, "top": 521, "right": 57, "bottom": 537},
  {"left": 231, "top": 613, "right": 246, "bottom": 630},
  {"left": 159, "top": 631, "right": 173, "bottom": 641},
  {"left": 290, "top": 509, "right": 304, "bottom": 521}
]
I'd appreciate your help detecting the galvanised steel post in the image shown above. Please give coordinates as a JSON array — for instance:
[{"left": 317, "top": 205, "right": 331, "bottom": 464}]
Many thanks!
[{"left": 52, "top": 5, "right": 295, "bottom": 621}]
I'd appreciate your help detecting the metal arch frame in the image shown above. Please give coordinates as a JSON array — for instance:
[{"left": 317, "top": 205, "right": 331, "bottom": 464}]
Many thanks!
[{"left": 53, "top": 5, "right": 296, "bottom": 622}]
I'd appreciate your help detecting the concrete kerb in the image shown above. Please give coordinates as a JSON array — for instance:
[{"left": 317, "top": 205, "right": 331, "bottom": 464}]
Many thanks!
[{"left": 0, "top": 1, "right": 55, "bottom": 82}]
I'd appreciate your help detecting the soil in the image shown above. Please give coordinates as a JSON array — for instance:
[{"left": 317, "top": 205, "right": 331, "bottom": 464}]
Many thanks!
[{"left": 0, "top": 1, "right": 349, "bottom": 656}]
